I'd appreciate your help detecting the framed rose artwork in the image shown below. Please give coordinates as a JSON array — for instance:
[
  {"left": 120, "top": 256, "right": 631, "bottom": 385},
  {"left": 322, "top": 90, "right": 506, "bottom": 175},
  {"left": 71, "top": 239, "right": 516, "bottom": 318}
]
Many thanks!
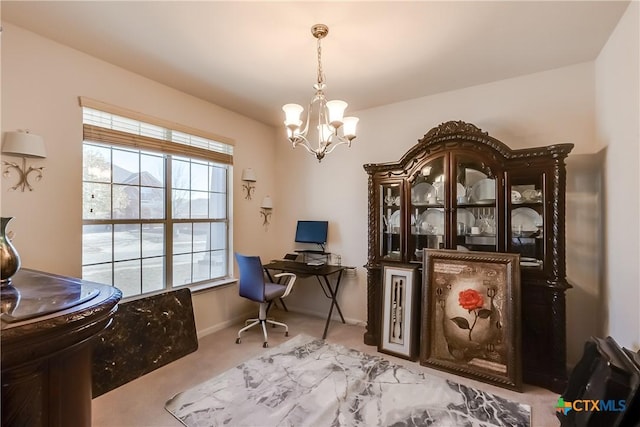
[
  {"left": 379, "top": 264, "right": 420, "bottom": 360},
  {"left": 420, "top": 249, "right": 522, "bottom": 391}
]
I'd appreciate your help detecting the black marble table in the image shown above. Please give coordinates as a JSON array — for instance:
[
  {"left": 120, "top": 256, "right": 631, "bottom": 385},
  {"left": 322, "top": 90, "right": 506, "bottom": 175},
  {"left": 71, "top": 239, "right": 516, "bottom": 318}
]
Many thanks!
[{"left": 1, "top": 268, "right": 121, "bottom": 427}]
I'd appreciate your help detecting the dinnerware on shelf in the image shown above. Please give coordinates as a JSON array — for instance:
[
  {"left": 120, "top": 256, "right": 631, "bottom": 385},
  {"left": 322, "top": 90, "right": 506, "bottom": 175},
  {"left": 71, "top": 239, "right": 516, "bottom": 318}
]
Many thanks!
[
  {"left": 520, "top": 260, "right": 542, "bottom": 267},
  {"left": 420, "top": 208, "right": 444, "bottom": 235},
  {"left": 470, "top": 178, "right": 496, "bottom": 203},
  {"left": 456, "top": 208, "right": 475, "bottom": 234},
  {"left": 521, "top": 188, "right": 542, "bottom": 202},
  {"left": 511, "top": 207, "right": 542, "bottom": 235},
  {"left": 478, "top": 208, "right": 496, "bottom": 235},
  {"left": 433, "top": 182, "right": 444, "bottom": 201},
  {"left": 432, "top": 182, "right": 465, "bottom": 202},
  {"left": 511, "top": 190, "right": 522, "bottom": 203},
  {"left": 389, "top": 210, "right": 400, "bottom": 232},
  {"left": 411, "top": 182, "right": 435, "bottom": 204}
]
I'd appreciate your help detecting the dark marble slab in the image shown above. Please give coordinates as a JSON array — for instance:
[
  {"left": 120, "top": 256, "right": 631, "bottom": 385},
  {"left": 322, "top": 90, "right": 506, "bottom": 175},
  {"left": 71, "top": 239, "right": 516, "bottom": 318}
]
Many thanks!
[{"left": 92, "top": 288, "right": 198, "bottom": 397}]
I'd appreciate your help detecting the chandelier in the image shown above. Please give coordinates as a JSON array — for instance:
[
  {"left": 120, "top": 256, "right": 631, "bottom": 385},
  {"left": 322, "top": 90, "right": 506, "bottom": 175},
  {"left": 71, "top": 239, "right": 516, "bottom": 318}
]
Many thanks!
[{"left": 282, "top": 24, "right": 359, "bottom": 162}]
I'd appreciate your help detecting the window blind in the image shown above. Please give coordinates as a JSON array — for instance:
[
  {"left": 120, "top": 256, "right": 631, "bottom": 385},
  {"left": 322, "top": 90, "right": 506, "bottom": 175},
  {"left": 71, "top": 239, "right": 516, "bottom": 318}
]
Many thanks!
[{"left": 80, "top": 98, "right": 233, "bottom": 165}]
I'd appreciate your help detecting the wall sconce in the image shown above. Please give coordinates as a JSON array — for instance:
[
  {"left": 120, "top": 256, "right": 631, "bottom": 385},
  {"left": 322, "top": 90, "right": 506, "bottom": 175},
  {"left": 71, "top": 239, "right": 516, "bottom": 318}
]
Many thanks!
[
  {"left": 260, "top": 196, "right": 273, "bottom": 229},
  {"left": 2, "top": 130, "right": 47, "bottom": 192},
  {"left": 241, "top": 168, "right": 257, "bottom": 200}
]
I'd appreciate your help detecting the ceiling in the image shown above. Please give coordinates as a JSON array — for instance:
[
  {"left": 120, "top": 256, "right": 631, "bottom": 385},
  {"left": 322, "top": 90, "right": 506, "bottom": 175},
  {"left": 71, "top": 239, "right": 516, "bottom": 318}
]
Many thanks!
[{"left": 1, "top": 1, "right": 630, "bottom": 127}]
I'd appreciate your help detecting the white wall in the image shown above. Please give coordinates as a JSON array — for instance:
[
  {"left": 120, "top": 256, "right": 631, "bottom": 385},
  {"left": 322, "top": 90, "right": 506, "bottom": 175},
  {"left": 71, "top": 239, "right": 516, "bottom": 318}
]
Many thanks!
[
  {"left": 274, "top": 61, "right": 605, "bottom": 364},
  {"left": 595, "top": 1, "right": 640, "bottom": 351},
  {"left": 0, "top": 23, "right": 278, "bottom": 335}
]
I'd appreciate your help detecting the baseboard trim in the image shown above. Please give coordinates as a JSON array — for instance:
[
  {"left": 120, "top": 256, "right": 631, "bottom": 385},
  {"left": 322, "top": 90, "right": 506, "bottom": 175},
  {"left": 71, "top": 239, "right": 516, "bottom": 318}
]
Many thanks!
[
  {"left": 196, "top": 310, "right": 254, "bottom": 339},
  {"left": 196, "top": 308, "right": 366, "bottom": 340}
]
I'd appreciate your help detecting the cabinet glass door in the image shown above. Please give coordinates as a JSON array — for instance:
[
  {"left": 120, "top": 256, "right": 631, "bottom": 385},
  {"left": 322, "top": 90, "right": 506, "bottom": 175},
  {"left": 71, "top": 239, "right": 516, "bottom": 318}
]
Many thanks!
[
  {"left": 380, "top": 182, "right": 402, "bottom": 260},
  {"left": 409, "top": 156, "right": 445, "bottom": 262},
  {"left": 509, "top": 174, "right": 545, "bottom": 270},
  {"left": 455, "top": 155, "right": 498, "bottom": 252}
]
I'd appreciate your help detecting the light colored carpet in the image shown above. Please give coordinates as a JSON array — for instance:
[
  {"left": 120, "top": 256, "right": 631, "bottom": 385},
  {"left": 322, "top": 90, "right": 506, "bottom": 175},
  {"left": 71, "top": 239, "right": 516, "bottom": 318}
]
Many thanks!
[
  {"left": 165, "top": 334, "right": 530, "bottom": 426},
  {"left": 92, "top": 310, "right": 559, "bottom": 427}
]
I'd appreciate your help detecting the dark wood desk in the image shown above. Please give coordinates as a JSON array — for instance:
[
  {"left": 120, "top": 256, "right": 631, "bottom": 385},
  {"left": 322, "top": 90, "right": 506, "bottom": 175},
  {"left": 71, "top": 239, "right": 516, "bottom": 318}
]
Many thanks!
[
  {"left": 1, "top": 269, "right": 121, "bottom": 426},
  {"left": 263, "top": 261, "right": 350, "bottom": 339}
]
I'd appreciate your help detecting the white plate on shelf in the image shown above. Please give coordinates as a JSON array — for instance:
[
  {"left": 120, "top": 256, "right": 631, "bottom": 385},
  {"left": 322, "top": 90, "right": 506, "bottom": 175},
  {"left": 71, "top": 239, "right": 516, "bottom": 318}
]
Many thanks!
[
  {"left": 432, "top": 182, "right": 466, "bottom": 201},
  {"left": 411, "top": 182, "right": 435, "bottom": 203},
  {"left": 520, "top": 260, "right": 542, "bottom": 267},
  {"left": 511, "top": 207, "right": 542, "bottom": 232},
  {"left": 464, "top": 169, "right": 488, "bottom": 188},
  {"left": 456, "top": 208, "right": 476, "bottom": 231},
  {"left": 470, "top": 178, "right": 496, "bottom": 203},
  {"left": 420, "top": 208, "right": 444, "bottom": 234}
]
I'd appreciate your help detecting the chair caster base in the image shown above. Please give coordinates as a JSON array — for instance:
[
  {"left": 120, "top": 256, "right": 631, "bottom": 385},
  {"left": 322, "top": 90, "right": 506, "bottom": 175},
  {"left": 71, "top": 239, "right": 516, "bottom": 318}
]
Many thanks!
[
  {"left": 263, "top": 342, "right": 268, "bottom": 348},
  {"left": 236, "top": 338, "right": 241, "bottom": 344}
]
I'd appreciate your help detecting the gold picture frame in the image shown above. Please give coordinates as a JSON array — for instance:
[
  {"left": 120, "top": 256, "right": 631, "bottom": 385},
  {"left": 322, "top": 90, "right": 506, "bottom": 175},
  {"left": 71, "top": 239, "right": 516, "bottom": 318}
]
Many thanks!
[{"left": 420, "top": 249, "right": 522, "bottom": 391}]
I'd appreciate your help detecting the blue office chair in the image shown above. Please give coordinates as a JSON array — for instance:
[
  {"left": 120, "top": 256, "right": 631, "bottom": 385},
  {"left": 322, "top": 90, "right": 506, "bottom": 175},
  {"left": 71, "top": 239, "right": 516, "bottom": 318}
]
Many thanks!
[{"left": 235, "top": 253, "right": 297, "bottom": 348}]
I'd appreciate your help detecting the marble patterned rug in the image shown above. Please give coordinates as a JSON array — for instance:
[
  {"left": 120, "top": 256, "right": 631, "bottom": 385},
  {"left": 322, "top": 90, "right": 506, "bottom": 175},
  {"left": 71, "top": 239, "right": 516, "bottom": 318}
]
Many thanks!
[{"left": 165, "top": 334, "right": 530, "bottom": 426}]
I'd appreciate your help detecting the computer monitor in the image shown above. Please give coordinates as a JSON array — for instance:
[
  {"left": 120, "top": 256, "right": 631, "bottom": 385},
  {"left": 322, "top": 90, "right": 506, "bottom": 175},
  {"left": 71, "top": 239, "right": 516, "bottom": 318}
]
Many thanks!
[{"left": 294, "top": 220, "right": 328, "bottom": 245}]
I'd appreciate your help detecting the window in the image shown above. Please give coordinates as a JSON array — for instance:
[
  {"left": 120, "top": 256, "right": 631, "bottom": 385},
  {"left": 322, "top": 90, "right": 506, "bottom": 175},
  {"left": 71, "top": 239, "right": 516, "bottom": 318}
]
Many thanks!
[{"left": 80, "top": 99, "right": 234, "bottom": 298}]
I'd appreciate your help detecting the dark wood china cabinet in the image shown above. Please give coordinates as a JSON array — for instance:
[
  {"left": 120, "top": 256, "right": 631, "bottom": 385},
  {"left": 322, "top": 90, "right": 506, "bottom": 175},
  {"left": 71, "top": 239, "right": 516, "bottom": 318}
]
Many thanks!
[{"left": 363, "top": 120, "right": 573, "bottom": 393}]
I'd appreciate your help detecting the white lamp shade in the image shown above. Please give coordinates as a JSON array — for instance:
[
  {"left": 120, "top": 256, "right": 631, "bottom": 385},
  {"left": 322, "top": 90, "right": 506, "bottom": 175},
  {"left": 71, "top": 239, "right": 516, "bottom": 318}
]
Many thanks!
[
  {"left": 282, "top": 104, "right": 304, "bottom": 128},
  {"left": 342, "top": 117, "right": 359, "bottom": 138},
  {"left": 261, "top": 196, "right": 273, "bottom": 209},
  {"left": 241, "top": 168, "right": 257, "bottom": 182},
  {"left": 2, "top": 131, "right": 46, "bottom": 158},
  {"left": 326, "top": 100, "right": 347, "bottom": 126}
]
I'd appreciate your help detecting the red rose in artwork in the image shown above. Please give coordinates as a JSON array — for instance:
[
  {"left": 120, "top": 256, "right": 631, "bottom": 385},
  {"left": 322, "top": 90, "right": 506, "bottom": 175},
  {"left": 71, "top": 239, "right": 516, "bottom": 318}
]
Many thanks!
[{"left": 458, "top": 289, "right": 484, "bottom": 311}]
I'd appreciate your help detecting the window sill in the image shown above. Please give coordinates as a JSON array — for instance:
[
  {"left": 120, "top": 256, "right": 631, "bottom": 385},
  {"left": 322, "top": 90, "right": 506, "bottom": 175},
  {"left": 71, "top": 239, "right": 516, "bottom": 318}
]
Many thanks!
[
  {"left": 119, "top": 278, "right": 237, "bottom": 303},
  {"left": 188, "top": 277, "right": 238, "bottom": 294}
]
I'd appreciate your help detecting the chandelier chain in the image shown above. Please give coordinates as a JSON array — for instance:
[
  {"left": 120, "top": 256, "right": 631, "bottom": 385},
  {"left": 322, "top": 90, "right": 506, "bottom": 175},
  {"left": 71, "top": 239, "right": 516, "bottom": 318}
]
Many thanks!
[{"left": 316, "top": 37, "right": 325, "bottom": 86}]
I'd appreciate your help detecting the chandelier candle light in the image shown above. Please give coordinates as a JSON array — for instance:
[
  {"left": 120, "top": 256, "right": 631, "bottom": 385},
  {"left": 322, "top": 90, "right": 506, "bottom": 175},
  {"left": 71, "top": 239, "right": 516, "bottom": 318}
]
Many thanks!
[{"left": 282, "top": 24, "right": 359, "bottom": 162}]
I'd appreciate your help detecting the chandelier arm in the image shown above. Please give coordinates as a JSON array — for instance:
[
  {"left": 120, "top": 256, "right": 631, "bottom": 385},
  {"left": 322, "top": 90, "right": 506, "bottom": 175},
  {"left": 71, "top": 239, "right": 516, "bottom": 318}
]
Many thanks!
[
  {"left": 299, "top": 100, "right": 312, "bottom": 137},
  {"left": 291, "top": 135, "right": 317, "bottom": 156},
  {"left": 323, "top": 139, "right": 349, "bottom": 156}
]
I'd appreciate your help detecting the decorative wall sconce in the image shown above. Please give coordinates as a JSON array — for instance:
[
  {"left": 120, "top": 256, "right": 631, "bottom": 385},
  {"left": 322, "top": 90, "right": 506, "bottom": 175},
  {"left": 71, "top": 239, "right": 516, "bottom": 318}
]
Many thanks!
[
  {"left": 241, "top": 168, "right": 257, "bottom": 200},
  {"left": 260, "top": 196, "right": 273, "bottom": 229},
  {"left": 2, "top": 130, "right": 47, "bottom": 192}
]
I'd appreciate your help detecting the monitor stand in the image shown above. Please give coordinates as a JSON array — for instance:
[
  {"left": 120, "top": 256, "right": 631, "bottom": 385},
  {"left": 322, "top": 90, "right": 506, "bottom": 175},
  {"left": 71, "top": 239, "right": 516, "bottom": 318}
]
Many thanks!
[{"left": 294, "top": 249, "right": 330, "bottom": 264}]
